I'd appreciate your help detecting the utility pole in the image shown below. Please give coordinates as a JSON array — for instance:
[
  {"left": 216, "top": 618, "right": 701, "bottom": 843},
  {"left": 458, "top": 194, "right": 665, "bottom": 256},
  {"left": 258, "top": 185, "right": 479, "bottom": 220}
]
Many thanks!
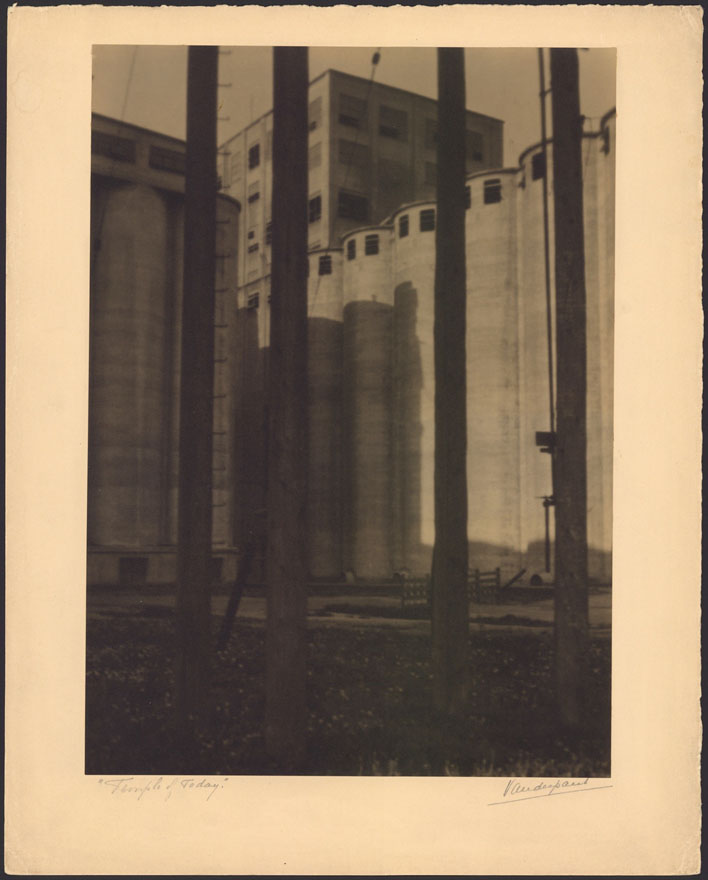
[
  {"left": 265, "top": 46, "right": 309, "bottom": 767},
  {"left": 176, "top": 47, "right": 218, "bottom": 740},
  {"left": 550, "top": 48, "right": 590, "bottom": 730},
  {"left": 431, "top": 47, "right": 469, "bottom": 716}
]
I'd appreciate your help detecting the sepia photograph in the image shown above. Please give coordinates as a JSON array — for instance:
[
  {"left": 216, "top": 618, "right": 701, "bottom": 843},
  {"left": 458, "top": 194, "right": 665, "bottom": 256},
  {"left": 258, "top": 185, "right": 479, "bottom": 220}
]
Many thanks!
[
  {"left": 86, "top": 44, "right": 615, "bottom": 777},
  {"left": 7, "top": 5, "right": 702, "bottom": 874}
]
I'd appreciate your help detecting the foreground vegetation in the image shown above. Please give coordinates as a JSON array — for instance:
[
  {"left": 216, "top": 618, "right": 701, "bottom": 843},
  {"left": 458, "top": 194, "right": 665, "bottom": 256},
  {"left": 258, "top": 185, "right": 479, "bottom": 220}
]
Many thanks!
[{"left": 86, "top": 610, "right": 610, "bottom": 776}]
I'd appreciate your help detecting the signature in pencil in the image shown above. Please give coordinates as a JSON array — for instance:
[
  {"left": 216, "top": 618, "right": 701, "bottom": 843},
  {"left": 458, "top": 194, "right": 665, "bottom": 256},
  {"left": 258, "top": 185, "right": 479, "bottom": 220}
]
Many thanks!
[{"left": 489, "top": 777, "right": 612, "bottom": 806}]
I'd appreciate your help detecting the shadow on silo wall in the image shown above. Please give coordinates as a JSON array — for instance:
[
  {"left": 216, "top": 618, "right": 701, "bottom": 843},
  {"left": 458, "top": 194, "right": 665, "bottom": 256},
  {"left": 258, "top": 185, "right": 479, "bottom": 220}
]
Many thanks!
[
  {"left": 392, "top": 281, "right": 425, "bottom": 574},
  {"left": 307, "top": 315, "right": 343, "bottom": 578}
]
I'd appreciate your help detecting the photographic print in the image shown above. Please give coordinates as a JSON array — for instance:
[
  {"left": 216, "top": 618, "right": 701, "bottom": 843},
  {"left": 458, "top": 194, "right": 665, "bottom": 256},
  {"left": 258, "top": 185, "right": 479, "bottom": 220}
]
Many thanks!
[
  {"left": 86, "top": 44, "right": 615, "bottom": 777},
  {"left": 7, "top": 6, "right": 701, "bottom": 874}
]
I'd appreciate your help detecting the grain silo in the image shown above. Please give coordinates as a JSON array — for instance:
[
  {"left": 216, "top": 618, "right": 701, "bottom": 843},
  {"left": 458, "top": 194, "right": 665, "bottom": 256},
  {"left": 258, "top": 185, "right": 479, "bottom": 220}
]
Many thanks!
[
  {"left": 341, "top": 224, "right": 394, "bottom": 579},
  {"left": 307, "top": 248, "right": 344, "bottom": 578},
  {"left": 88, "top": 181, "right": 170, "bottom": 559},
  {"left": 390, "top": 202, "right": 437, "bottom": 575},
  {"left": 465, "top": 169, "right": 522, "bottom": 577}
]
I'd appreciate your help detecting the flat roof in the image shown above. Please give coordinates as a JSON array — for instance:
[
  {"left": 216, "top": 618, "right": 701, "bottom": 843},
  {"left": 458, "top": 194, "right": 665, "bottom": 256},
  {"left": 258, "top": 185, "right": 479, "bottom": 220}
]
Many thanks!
[
  {"left": 92, "top": 112, "right": 185, "bottom": 147},
  {"left": 220, "top": 67, "right": 505, "bottom": 147}
]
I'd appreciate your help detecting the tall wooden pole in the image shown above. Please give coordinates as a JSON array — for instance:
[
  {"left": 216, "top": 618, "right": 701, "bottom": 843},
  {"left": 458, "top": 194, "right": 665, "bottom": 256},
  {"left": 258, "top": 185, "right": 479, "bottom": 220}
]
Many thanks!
[
  {"left": 431, "top": 47, "right": 469, "bottom": 715},
  {"left": 176, "top": 46, "right": 218, "bottom": 733},
  {"left": 265, "top": 46, "right": 309, "bottom": 767},
  {"left": 550, "top": 48, "right": 590, "bottom": 730}
]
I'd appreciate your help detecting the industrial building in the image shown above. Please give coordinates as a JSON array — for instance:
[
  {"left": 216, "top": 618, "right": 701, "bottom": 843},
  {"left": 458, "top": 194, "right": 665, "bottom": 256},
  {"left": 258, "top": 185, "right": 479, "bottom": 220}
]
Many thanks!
[
  {"left": 88, "top": 114, "right": 241, "bottom": 585},
  {"left": 87, "top": 77, "right": 614, "bottom": 588}
]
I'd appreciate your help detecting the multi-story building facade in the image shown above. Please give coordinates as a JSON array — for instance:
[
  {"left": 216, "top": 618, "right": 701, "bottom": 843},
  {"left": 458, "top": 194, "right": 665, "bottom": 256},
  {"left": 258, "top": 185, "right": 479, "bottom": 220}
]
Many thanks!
[{"left": 219, "top": 68, "right": 504, "bottom": 308}]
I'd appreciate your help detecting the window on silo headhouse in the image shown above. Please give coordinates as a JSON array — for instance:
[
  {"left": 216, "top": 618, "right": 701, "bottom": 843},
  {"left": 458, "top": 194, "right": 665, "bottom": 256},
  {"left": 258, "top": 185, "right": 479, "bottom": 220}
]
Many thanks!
[
  {"left": 399, "top": 214, "right": 409, "bottom": 237},
  {"left": 420, "top": 208, "right": 435, "bottom": 232},
  {"left": 532, "top": 151, "right": 546, "bottom": 180},
  {"left": 308, "top": 195, "right": 322, "bottom": 223},
  {"left": 483, "top": 179, "right": 502, "bottom": 204},
  {"left": 364, "top": 234, "right": 379, "bottom": 255},
  {"left": 347, "top": 239, "right": 356, "bottom": 260},
  {"left": 318, "top": 255, "right": 332, "bottom": 275},
  {"left": 248, "top": 144, "right": 260, "bottom": 169}
]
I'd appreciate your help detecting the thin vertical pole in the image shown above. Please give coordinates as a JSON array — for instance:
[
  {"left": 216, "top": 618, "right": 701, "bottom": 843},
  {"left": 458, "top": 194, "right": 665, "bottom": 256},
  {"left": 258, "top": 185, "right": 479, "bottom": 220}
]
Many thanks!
[
  {"left": 265, "top": 46, "right": 309, "bottom": 767},
  {"left": 550, "top": 48, "right": 590, "bottom": 730},
  {"left": 538, "top": 48, "right": 557, "bottom": 575},
  {"left": 176, "top": 46, "right": 218, "bottom": 732},
  {"left": 431, "top": 47, "right": 469, "bottom": 716},
  {"left": 538, "top": 48, "right": 556, "bottom": 442}
]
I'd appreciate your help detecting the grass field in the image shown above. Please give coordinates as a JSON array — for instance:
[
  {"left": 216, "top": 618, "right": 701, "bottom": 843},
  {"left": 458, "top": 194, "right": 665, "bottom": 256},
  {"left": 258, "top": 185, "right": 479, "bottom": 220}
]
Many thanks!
[{"left": 86, "top": 609, "right": 610, "bottom": 777}]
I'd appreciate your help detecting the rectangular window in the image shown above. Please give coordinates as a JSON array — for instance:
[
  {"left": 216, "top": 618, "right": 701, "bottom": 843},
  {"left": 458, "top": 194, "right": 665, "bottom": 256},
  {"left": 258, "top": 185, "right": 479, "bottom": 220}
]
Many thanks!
[
  {"left": 364, "top": 234, "right": 379, "bottom": 255},
  {"left": 91, "top": 130, "right": 136, "bottom": 163},
  {"left": 379, "top": 105, "right": 408, "bottom": 141},
  {"left": 339, "top": 93, "right": 367, "bottom": 129},
  {"left": 247, "top": 230, "right": 255, "bottom": 240},
  {"left": 399, "top": 214, "right": 409, "bottom": 238},
  {"left": 347, "top": 239, "right": 356, "bottom": 261},
  {"left": 247, "top": 292, "right": 260, "bottom": 310},
  {"left": 309, "top": 142, "right": 322, "bottom": 169},
  {"left": 483, "top": 179, "right": 502, "bottom": 204},
  {"left": 338, "top": 190, "right": 369, "bottom": 222},
  {"left": 308, "top": 195, "right": 322, "bottom": 223},
  {"left": 465, "top": 186, "right": 471, "bottom": 210},
  {"left": 318, "top": 255, "right": 332, "bottom": 275},
  {"left": 265, "top": 222, "right": 272, "bottom": 246},
  {"left": 531, "top": 151, "right": 546, "bottom": 180},
  {"left": 425, "top": 161, "right": 437, "bottom": 186},
  {"left": 248, "top": 243, "right": 259, "bottom": 254},
  {"left": 466, "top": 130, "right": 484, "bottom": 164},
  {"left": 339, "top": 139, "right": 369, "bottom": 169},
  {"left": 309, "top": 97, "right": 322, "bottom": 132},
  {"left": 420, "top": 208, "right": 436, "bottom": 232},
  {"left": 247, "top": 191, "right": 260, "bottom": 204},
  {"left": 248, "top": 144, "right": 260, "bottom": 169},
  {"left": 149, "top": 145, "right": 185, "bottom": 174}
]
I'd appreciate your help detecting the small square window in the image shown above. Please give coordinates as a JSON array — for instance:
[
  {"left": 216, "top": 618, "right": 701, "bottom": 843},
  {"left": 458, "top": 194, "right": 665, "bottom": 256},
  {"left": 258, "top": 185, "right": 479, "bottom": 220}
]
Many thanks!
[
  {"left": 308, "top": 195, "right": 322, "bottom": 223},
  {"left": 531, "top": 152, "right": 545, "bottom": 181},
  {"left": 248, "top": 144, "right": 260, "bottom": 169},
  {"left": 247, "top": 292, "right": 260, "bottom": 310},
  {"left": 420, "top": 208, "right": 436, "bottom": 232},
  {"left": 347, "top": 239, "right": 356, "bottom": 261},
  {"left": 483, "top": 179, "right": 502, "bottom": 204},
  {"left": 318, "top": 255, "right": 332, "bottom": 276},
  {"left": 247, "top": 230, "right": 255, "bottom": 240},
  {"left": 364, "top": 234, "right": 379, "bottom": 255},
  {"left": 248, "top": 243, "right": 259, "bottom": 254},
  {"left": 247, "top": 191, "right": 260, "bottom": 204},
  {"left": 399, "top": 215, "right": 409, "bottom": 238}
]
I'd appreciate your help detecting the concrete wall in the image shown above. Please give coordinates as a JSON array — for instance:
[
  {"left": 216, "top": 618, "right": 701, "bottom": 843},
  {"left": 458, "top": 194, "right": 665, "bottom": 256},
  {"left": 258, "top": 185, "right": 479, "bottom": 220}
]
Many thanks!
[
  {"left": 342, "top": 225, "right": 394, "bottom": 578},
  {"left": 466, "top": 170, "right": 523, "bottom": 576},
  {"left": 88, "top": 134, "right": 241, "bottom": 586},
  {"left": 307, "top": 248, "right": 344, "bottom": 577},
  {"left": 391, "top": 202, "right": 437, "bottom": 573}
]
